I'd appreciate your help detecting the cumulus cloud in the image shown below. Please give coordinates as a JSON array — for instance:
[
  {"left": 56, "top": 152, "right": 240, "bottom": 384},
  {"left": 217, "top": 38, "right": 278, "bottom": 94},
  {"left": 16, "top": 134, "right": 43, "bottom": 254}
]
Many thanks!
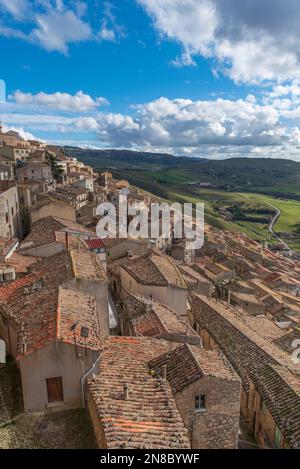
[
  {"left": 0, "top": 0, "right": 92, "bottom": 53},
  {"left": 10, "top": 90, "right": 109, "bottom": 112},
  {"left": 30, "top": 8, "right": 92, "bottom": 54},
  {"left": 1, "top": 122, "right": 40, "bottom": 141},
  {"left": 5, "top": 91, "right": 300, "bottom": 160},
  {"left": 138, "top": 0, "right": 300, "bottom": 83},
  {"left": 92, "top": 97, "right": 287, "bottom": 149}
]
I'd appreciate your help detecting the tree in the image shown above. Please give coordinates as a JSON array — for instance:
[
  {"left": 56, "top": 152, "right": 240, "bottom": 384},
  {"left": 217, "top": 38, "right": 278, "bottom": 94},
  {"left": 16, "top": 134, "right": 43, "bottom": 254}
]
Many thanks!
[{"left": 45, "top": 151, "right": 65, "bottom": 180}]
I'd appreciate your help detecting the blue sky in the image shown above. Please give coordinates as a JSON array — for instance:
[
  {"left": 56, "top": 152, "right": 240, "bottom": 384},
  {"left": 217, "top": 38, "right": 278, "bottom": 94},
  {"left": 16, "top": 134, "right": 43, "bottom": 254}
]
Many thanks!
[{"left": 1, "top": 0, "right": 300, "bottom": 159}]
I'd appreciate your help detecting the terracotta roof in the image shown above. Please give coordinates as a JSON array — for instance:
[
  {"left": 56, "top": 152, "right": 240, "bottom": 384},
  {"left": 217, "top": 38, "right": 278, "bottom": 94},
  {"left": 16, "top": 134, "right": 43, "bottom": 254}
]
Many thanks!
[
  {"left": 178, "top": 264, "right": 211, "bottom": 283},
  {"left": 273, "top": 330, "right": 300, "bottom": 354},
  {"left": 0, "top": 252, "right": 72, "bottom": 355},
  {"left": 87, "top": 337, "right": 190, "bottom": 449},
  {"left": 120, "top": 252, "right": 186, "bottom": 288},
  {"left": 124, "top": 294, "right": 198, "bottom": 341},
  {"left": 205, "top": 262, "right": 229, "bottom": 275},
  {"left": 0, "top": 249, "right": 105, "bottom": 356},
  {"left": 70, "top": 250, "right": 107, "bottom": 281},
  {"left": 251, "top": 364, "right": 300, "bottom": 449},
  {"left": 4, "top": 252, "right": 41, "bottom": 274},
  {"left": 149, "top": 344, "right": 240, "bottom": 394},
  {"left": 230, "top": 292, "right": 264, "bottom": 306},
  {"left": 19, "top": 216, "right": 94, "bottom": 250},
  {"left": 86, "top": 238, "right": 106, "bottom": 250},
  {"left": 19, "top": 217, "right": 64, "bottom": 248},
  {"left": 192, "top": 295, "right": 300, "bottom": 391},
  {"left": 58, "top": 288, "right": 100, "bottom": 350}
]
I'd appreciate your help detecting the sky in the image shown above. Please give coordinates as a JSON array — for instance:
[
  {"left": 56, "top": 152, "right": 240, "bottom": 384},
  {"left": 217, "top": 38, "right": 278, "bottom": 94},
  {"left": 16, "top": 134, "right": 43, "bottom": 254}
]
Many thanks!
[{"left": 1, "top": 1, "right": 300, "bottom": 160}]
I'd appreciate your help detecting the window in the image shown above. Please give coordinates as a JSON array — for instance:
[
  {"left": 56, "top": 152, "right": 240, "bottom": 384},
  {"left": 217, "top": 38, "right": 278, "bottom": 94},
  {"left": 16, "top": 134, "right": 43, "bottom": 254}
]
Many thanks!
[
  {"left": 274, "top": 425, "right": 282, "bottom": 449},
  {"left": 195, "top": 394, "right": 206, "bottom": 411}
]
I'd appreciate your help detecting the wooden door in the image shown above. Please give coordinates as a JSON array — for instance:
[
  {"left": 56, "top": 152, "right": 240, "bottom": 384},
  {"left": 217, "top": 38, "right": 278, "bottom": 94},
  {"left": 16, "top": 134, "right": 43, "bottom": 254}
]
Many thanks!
[{"left": 46, "top": 377, "right": 64, "bottom": 403}]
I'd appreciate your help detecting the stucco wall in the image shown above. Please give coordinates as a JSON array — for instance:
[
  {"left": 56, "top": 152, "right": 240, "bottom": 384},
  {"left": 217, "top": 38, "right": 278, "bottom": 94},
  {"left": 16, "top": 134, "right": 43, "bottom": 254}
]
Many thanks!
[
  {"left": 20, "top": 341, "right": 99, "bottom": 412},
  {"left": 120, "top": 267, "right": 187, "bottom": 316},
  {"left": 0, "top": 186, "right": 21, "bottom": 238},
  {"left": 31, "top": 202, "right": 76, "bottom": 224}
]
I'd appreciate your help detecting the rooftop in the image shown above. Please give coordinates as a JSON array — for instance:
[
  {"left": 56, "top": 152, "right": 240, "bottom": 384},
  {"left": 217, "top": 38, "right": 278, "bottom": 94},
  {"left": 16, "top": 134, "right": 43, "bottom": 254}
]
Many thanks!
[
  {"left": 70, "top": 250, "right": 107, "bottom": 281},
  {"left": 149, "top": 343, "right": 240, "bottom": 394},
  {"left": 205, "top": 262, "right": 230, "bottom": 275},
  {"left": 178, "top": 264, "right": 211, "bottom": 283},
  {"left": 251, "top": 364, "right": 300, "bottom": 449},
  {"left": 124, "top": 294, "right": 198, "bottom": 341},
  {"left": 0, "top": 249, "right": 104, "bottom": 356},
  {"left": 87, "top": 336, "right": 190, "bottom": 449},
  {"left": 120, "top": 251, "right": 186, "bottom": 288},
  {"left": 192, "top": 295, "right": 300, "bottom": 390},
  {"left": 58, "top": 288, "right": 100, "bottom": 350},
  {"left": 19, "top": 217, "right": 94, "bottom": 250}
]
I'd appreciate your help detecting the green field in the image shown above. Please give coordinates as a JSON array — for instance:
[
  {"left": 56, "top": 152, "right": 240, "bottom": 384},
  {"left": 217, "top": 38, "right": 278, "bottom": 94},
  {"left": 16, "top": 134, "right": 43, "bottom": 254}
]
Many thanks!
[
  {"left": 243, "top": 193, "right": 300, "bottom": 250},
  {"left": 70, "top": 147, "right": 300, "bottom": 251}
]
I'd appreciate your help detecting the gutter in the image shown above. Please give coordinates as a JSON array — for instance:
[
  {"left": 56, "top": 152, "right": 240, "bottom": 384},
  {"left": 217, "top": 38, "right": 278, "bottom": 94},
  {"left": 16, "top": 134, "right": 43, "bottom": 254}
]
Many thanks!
[{"left": 80, "top": 353, "right": 102, "bottom": 407}]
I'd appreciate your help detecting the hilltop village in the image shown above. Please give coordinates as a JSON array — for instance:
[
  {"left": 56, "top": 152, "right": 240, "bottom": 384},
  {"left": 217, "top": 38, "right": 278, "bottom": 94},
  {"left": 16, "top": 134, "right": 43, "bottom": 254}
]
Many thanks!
[{"left": 1, "top": 124, "right": 300, "bottom": 449}]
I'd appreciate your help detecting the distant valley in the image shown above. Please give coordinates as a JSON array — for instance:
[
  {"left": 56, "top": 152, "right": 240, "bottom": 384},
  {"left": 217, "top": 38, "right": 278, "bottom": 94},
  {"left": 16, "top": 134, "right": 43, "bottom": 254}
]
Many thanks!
[{"left": 65, "top": 147, "right": 300, "bottom": 252}]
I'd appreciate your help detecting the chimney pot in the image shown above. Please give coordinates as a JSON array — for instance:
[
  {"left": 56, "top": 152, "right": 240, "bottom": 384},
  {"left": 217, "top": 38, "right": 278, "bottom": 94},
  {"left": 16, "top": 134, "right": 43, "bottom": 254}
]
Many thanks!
[
  {"left": 162, "top": 364, "right": 167, "bottom": 380},
  {"left": 123, "top": 383, "right": 129, "bottom": 400}
]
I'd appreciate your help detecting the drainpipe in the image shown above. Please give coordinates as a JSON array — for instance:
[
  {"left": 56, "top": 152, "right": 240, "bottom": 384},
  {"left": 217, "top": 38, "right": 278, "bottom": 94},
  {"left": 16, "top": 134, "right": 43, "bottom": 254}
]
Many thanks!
[{"left": 80, "top": 353, "right": 102, "bottom": 407}]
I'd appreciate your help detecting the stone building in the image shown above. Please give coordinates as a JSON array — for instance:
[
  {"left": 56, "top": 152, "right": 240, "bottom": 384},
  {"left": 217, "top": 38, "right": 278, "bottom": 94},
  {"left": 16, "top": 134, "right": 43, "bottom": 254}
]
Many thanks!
[
  {"left": 86, "top": 336, "right": 241, "bottom": 449},
  {"left": 0, "top": 248, "right": 109, "bottom": 412},
  {"left": 120, "top": 293, "right": 201, "bottom": 346},
  {"left": 113, "top": 251, "right": 188, "bottom": 316},
  {"left": 0, "top": 182, "right": 21, "bottom": 239},
  {"left": 191, "top": 294, "right": 300, "bottom": 448},
  {"left": 16, "top": 161, "right": 56, "bottom": 192},
  {"left": 0, "top": 145, "right": 31, "bottom": 163},
  {"left": 249, "top": 364, "right": 300, "bottom": 448}
]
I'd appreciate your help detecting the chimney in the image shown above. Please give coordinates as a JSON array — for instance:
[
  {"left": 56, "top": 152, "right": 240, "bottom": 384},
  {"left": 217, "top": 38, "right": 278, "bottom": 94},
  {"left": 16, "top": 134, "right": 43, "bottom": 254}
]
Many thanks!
[
  {"left": 228, "top": 290, "right": 231, "bottom": 305},
  {"left": 123, "top": 383, "right": 129, "bottom": 400},
  {"left": 65, "top": 232, "right": 70, "bottom": 251},
  {"left": 162, "top": 364, "right": 167, "bottom": 380},
  {"left": 144, "top": 301, "right": 153, "bottom": 313}
]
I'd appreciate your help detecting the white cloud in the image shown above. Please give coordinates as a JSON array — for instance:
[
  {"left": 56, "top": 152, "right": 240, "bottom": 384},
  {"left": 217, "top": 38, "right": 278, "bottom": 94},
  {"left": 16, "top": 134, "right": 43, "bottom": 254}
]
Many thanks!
[
  {"left": 10, "top": 90, "right": 109, "bottom": 112},
  {"left": 138, "top": 0, "right": 300, "bottom": 84},
  {"left": 0, "top": 1, "right": 92, "bottom": 53},
  {"left": 1, "top": 123, "right": 40, "bottom": 141},
  {"left": 5, "top": 91, "right": 300, "bottom": 160},
  {"left": 31, "top": 8, "right": 92, "bottom": 53},
  {"left": 73, "top": 116, "right": 99, "bottom": 131},
  {"left": 0, "top": 0, "right": 29, "bottom": 20},
  {"left": 98, "top": 26, "right": 116, "bottom": 42},
  {"left": 97, "top": 1, "right": 125, "bottom": 43},
  {"left": 85, "top": 96, "right": 291, "bottom": 150}
]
